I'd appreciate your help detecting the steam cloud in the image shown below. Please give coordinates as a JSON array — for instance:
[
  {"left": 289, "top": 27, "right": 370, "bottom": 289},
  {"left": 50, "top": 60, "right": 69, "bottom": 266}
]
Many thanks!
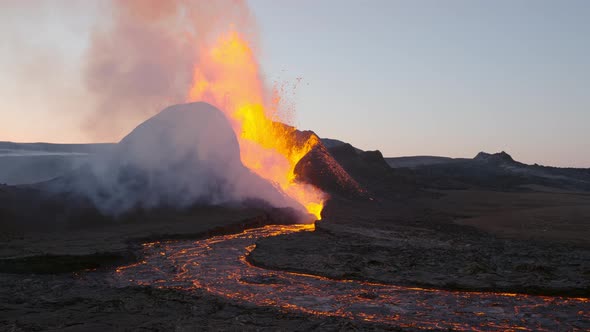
[{"left": 60, "top": 102, "right": 302, "bottom": 215}]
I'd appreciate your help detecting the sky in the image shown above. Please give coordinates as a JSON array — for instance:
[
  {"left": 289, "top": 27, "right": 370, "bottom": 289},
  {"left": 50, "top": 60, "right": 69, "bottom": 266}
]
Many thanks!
[{"left": 1, "top": 1, "right": 589, "bottom": 167}]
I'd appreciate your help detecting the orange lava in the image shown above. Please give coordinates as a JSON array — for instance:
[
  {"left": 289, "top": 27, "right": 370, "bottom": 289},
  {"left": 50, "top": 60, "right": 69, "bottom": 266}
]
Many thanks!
[{"left": 187, "top": 29, "right": 325, "bottom": 219}]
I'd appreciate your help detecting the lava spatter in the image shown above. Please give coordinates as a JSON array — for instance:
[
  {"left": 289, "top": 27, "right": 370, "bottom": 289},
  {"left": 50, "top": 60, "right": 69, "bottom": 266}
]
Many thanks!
[{"left": 187, "top": 30, "right": 325, "bottom": 219}]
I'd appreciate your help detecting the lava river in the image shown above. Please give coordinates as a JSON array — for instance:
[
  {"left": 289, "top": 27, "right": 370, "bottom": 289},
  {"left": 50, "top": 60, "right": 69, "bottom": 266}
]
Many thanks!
[{"left": 112, "top": 224, "right": 589, "bottom": 331}]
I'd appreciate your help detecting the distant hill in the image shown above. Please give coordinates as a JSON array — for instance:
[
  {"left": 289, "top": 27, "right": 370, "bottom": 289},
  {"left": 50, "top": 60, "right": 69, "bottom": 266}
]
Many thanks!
[
  {"left": 409, "top": 151, "right": 590, "bottom": 192},
  {"left": 322, "top": 138, "right": 590, "bottom": 192},
  {"left": 318, "top": 140, "right": 418, "bottom": 199},
  {"left": 385, "top": 156, "right": 468, "bottom": 168},
  {"left": 0, "top": 142, "right": 115, "bottom": 154},
  {"left": 320, "top": 138, "right": 363, "bottom": 153},
  {"left": 0, "top": 142, "right": 115, "bottom": 185}
]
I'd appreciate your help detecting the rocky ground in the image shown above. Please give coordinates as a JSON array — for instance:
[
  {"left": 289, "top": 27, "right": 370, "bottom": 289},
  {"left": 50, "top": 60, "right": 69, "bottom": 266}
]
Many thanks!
[
  {"left": 2, "top": 190, "right": 589, "bottom": 331},
  {"left": 0, "top": 205, "right": 403, "bottom": 331},
  {"left": 0, "top": 273, "right": 398, "bottom": 331},
  {"left": 1, "top": 138, "right": 590, "bottom": 330},
  {"left": 250, "top": 191, "right": 590, "bottom": 297},
  {"left": 0, "top": 205, "right": 296, "bottom": 274}
]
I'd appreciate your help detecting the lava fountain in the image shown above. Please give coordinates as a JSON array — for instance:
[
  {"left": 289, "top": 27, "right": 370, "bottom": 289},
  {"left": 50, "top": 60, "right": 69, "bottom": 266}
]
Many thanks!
[{"left": 187, "top": 29, "right": 325, "bottom": 219}]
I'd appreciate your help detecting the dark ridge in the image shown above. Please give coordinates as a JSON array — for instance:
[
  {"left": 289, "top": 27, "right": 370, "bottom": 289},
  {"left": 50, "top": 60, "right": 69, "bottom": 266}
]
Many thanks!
[
  {"left": 320, "top": 143, "right": 421, "bottom": 201},
  {"left": 474, "top": 151, "right": 516, "bottom": 164},
  {"left": 405, "top": 150, "right": 590, "bottom": 191},
  {"left": 294, "top": 140, "right": 366, "bottom": 198},
  {"left": 320, "top": 138, "right": 364, "bottom": 153},
  {"left": 385, "top": 156, "right": 461, "bottom": 168}
]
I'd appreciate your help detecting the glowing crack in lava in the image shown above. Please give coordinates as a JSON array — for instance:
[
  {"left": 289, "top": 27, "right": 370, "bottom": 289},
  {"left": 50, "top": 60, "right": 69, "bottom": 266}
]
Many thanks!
[{"left": 187, "top": 30, "right": 325, "bottom": 219}]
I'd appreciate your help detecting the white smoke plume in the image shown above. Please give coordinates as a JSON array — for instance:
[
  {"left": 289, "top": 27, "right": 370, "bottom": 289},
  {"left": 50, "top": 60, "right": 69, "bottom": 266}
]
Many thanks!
[{"left": 61, "top": 102, "right": 303, "bottom": 215}]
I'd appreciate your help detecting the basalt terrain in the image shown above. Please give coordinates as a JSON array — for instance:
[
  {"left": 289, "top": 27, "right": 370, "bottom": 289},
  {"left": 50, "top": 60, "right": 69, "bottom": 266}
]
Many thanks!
[
  {"left": 1, "top": 109, "right": 589, "bottom": 330},
  {"left": 252, "top": 144, "right": 590, "bottom": 297}
]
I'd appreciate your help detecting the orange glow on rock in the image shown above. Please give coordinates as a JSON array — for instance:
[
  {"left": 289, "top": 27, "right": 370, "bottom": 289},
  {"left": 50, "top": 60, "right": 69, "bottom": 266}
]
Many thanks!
[{"left": 187, "top": 29, "right": 325, "bottom": 220}]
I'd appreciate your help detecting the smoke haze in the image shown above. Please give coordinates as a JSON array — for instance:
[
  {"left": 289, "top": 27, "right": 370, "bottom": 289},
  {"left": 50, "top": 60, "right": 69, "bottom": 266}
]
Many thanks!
[
  {"left": 1, "top": 0, "right": 258, "bottom": 142},
  {"left": 85, "top": 0, "right": 262, "bottom": 141}
]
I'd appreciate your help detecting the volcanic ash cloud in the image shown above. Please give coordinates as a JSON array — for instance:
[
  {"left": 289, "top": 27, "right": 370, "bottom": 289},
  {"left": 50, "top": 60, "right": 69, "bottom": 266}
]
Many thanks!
[{"left": 61, "top": 102, "right": 303, "bottom": 215}]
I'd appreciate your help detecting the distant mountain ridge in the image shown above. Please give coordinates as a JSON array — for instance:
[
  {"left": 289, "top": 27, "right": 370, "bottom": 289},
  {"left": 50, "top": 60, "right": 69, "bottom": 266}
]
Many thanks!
[
  {"left": 320, "top": 138, "right": 363, "bottom": 153},
  {"left": 3, "top": 137, "right": 589, "bottom": 192},
  {"left": 409, "top": 151, "right": 590, "bottom": 191},
  {"left": 0, "top": 141, "right": 115, "bottom": 154},
  {"left": 385, "top": 156, "right": 468, "bottom": 168},
  {"left": 319, "top": 138, "right": 590, "bottom": 192},
  {"left": 0, "top": 142, "right": 115, "bottom": 186}
]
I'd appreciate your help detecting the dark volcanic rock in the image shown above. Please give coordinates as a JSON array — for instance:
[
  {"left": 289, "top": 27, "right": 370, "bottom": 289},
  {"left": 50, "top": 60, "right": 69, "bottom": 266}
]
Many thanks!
[
  {"left": 250, "top": 205, "right": 590, "bottom": 297},
  {"left": 320, "top": 137, "right": 363, "bottom": 153},
  {"left": 0, "top": 204, "right": 301, "bottom": 274},
  {"left": 294, "top": 142, "right": 366, "bottom": 198},
  {"left": 329, "top": 144, "right": 391, "bottom": 179},
  {"left": 0, "top": 273, "right": 397, "bottom": 331},
  {"left": 326, "top": 143, "right": 418, "bottom": 198}
]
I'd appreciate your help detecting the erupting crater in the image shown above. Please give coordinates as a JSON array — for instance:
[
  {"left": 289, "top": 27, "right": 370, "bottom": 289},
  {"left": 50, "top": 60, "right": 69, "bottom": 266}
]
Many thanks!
[{"left": 186, "top": 29, "right": 326, "bottom": 219}]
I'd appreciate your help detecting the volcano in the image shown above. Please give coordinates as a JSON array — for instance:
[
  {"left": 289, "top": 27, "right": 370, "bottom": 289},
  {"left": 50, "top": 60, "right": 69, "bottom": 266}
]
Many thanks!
[
  {"left": 2, "top": 104, "right": 589, "bottom": 331},
  {"left": 2, "top": 102, "right": 395, "bottom": 225},
  {"left": 42, "top": 101, "right": 374, "bottom": 220}
]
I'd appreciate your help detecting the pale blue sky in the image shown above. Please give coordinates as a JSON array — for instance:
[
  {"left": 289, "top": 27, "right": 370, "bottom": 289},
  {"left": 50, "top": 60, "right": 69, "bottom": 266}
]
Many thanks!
[
  {"left": 250, "top": 0, "right": 590, "bottom": 167},
  {"left": 1, "top": 1, "right": 589, "bottom": 167}
]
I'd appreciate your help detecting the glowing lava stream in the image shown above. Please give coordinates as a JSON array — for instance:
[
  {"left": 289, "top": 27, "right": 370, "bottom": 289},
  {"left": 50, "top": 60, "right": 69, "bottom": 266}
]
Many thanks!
[
  {"left": 187, "top": 30, "right": 325, "bottom": 219},
  {"left": 113, "top": 225, "right": 589, "bottom": 331}
]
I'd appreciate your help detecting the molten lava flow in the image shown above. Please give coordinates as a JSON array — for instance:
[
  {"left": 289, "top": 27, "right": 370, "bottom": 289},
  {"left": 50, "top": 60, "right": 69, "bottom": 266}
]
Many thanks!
[
  {"left": 187, "top": 29, "right": 325, "bottom": 219},
  {"left": 113, "top": 225, "right": 590, "bottom": 331}
]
